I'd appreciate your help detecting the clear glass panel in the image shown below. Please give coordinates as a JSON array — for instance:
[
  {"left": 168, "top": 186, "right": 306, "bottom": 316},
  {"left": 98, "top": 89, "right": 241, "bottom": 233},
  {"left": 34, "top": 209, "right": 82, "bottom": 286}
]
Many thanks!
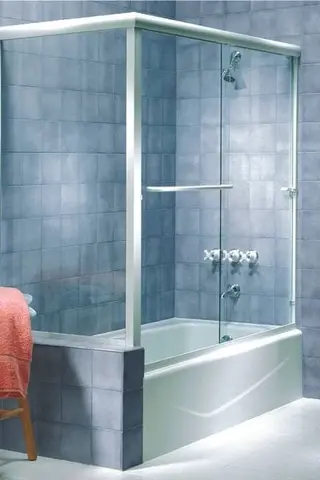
[
  {"left": 141, "top": 32, "right": 222, "bottom": 363},
  {"left": 141, "top": 30, "right": 176, "bottom": 339},
  {"left": 220, "top": 45, "right": 293, "bottom": 343},
  {"left": 141, "top": 30, "right": 178, "bottom": 363},
  {"left": 175, "top": 37, "right": 222, "bottom": 345},
  {"left": 1, "top": 30, "right": 126, "bottom": 346}
]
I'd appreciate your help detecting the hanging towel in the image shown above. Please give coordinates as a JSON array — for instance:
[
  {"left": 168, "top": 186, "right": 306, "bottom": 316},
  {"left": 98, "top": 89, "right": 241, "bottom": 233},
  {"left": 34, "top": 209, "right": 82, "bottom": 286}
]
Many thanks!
[{"left": 0, "top": 287, "right": 33, "bottom": 399}]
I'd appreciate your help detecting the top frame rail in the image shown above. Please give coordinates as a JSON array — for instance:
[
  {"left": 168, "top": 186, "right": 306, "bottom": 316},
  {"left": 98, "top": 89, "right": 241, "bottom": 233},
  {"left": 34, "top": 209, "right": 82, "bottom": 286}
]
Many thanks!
[{"left": 0, "top": 12, "right": 301, "bottom": 57}]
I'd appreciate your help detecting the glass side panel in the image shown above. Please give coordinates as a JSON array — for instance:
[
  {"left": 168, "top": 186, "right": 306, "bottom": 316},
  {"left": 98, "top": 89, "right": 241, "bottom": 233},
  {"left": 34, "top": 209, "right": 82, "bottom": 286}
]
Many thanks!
[
  {"left": 1, "top": 30, "right": 126, "bottom": 346},
  {"left": 220, "top": 45, "right": 293, "bottom": 343},
  {"left": 141, "top": 30, "right": 176, "bottom": 336}
]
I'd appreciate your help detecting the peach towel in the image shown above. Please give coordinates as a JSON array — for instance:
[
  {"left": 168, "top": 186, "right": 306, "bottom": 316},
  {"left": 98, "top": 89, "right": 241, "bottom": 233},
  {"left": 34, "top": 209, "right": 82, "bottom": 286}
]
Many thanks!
[{"left": 0, "top": 287, "right": 32, "bottom": 399}]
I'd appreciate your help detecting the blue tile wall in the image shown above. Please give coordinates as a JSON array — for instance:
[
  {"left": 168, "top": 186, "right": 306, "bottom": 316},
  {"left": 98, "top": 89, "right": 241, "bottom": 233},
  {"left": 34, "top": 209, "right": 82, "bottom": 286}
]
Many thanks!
[{"left": 0, "top": 0, "right": 176, "bottom": 334}]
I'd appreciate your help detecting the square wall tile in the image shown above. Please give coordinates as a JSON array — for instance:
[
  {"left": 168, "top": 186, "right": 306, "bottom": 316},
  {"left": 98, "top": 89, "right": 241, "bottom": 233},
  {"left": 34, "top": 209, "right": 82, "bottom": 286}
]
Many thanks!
[
  {"left": 61, "top": 246, "right": 80, "bottom": 278},
  {"left": 123, "top": 389, "right": 143, "bottom": 430},
  {"left": 0, "top": 252, "right": 21, "bottom": 286},
  {"left": 93, "top": 350, "right": 123, "bottom": 391},
  {"left": 34, "top": 382, "right": 62, "bottom": 422},
  {"left": 42, "top": 217, "right": 61, "bottom": 249},
  {"left": 123, "top": 349, "right": 144, "bottom": 392},
  {"left": 122, "top": 426, "right": 143, "bottom": 470},
  {"left": 62, "top": 348, "right": 93, "bottom": 387},
  {"left": 302, "top": 327, "right": 320, "bottom": 358},
  {"left": 92, "top": 388, "right": 123, "bottom": 430},
  {"left": 2, "top": 417, "right": 27, "bottom": 453},
  {"left": 60, "top": 309, "right": 78, "bottom": 334},
  {"left": 41, "top": 249, "right": 61, "bottom": 281},
  {"left": 91, "top": 428, "right": 122, "bottom": 469},
  {"left": 21, "top": 153, "right": 42, "bottom": 185},
  {"left": 36, "top": 421, "right": 61, "bottom": 459},
  {"left": 61, "top": 385, "right": 92, "bottom": 426},
  {"left": 176, "top": 263, "right": 200, "bottom": 291},
  {"left": 31, "top": 345, "right": 62, "bottom": 384},
  {"left": 60, "top": 277, "right": 79, "bottom": 310},
  {"left": 175, "top": 290, "right": 199, "bottom": 318},
  {"left": 176, "top": 208, "right": 200, "bottom": 235},
  {"left": 42, "top": 185, "right": 61, "bottom": 216},
  {"left": 91, "top": 427, "right": 143, "bottom": 470},
  {"left": 60, "top": 424, "right": 92, "bottom": 464},
  {"left": 61, "top": 215, "right": 79, "bottom": 246},
  {"left": 81, "top": 244, "right": 98, "bottom": 275}
]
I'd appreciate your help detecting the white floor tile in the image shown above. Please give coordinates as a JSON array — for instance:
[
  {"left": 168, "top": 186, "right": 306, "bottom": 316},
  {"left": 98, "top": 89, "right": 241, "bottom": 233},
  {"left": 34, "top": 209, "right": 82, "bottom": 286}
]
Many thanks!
[
  {"left": 1, "top": 399, "right": 320, "bottom": 480},
  {"left": 216, "top": 465, "right": 282, "bottom": 480}
]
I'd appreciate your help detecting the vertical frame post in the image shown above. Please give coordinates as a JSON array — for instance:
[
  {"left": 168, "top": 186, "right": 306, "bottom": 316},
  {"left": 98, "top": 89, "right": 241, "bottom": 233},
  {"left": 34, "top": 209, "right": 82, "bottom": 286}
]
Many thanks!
[
  {"left": 125, "top": 27, "right": 142, "bottom": 347},
  {"left": 290, "top": 55, "right": 299, "bottom": 325},
  {"left": 0, "top": 43, "right": 2, "bottom": 256}
]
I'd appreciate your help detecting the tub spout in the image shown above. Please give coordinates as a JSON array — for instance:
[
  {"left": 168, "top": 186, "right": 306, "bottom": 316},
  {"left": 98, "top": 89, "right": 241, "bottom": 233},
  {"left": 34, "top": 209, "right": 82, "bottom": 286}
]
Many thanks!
[{"left": 221, "top": 284, "right": 241, "bottom": 299}]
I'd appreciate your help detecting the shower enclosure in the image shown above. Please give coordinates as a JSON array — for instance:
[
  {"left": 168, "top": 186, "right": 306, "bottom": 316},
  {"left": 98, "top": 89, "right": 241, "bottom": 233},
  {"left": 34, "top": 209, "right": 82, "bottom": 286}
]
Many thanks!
[
  {"left": 0, "top": 8, "right": 300, "bottom": 359},
  {"left": 99, "top": 15, "right": 298, "bottom": 359},
  {"left": 0, "top": 12, "right": 302, "bottom": 465}
]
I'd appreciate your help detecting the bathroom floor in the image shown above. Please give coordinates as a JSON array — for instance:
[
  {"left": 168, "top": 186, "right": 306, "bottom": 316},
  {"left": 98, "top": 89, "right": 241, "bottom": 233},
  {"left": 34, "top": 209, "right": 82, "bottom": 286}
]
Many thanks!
[{"left": 1, "top": 398, "right": 320, "bottom": 480}]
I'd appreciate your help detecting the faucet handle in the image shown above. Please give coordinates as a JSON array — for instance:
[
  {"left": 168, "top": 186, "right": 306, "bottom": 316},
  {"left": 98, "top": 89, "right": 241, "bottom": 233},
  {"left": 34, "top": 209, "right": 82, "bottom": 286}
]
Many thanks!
[
  {"left": 204, "top": 249, "right": 213, "bottom": 261},
  {"left": 245, "top": 250, "right": 259, "bottom": 265},
  {"left": 228, "top": 249, "right": 245, "bottom": 264},
  {"left": 204, "top": 249, "right": 227, "bottom": 263}
]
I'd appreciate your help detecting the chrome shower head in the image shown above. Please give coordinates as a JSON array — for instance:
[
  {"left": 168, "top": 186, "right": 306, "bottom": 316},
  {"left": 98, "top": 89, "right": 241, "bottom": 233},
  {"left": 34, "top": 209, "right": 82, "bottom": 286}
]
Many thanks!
[
  {"left": 222, "top": 51, "right": 245, "bottom": 90},
  {"left": 222, "top": 68, "right": 236, "bottom": 83}
]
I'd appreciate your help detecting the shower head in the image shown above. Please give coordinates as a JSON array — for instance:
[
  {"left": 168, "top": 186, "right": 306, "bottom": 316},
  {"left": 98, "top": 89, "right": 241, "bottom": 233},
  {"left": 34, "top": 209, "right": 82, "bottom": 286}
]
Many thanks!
[
  {"left": 222, "top": 68, "right": 236, "bottom": 83},
  {"left": 222, "top": 50, "right": 246, "bottom": 90}
]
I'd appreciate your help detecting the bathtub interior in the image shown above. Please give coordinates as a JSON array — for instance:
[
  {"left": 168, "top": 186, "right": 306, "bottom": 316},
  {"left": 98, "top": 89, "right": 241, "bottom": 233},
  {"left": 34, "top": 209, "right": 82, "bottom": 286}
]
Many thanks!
[{"left": 96, "top": 317, "right": 273, "bottom": 364}]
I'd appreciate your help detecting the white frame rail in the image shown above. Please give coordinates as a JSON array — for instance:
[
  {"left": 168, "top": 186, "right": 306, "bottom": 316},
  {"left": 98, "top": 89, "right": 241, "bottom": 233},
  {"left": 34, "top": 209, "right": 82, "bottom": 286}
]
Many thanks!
[
  {"left": 0, "top": 12, "right": 301, "bottom": 347},
  {"left": 0, "top": 12, "right": 301, "bottom": 56}
]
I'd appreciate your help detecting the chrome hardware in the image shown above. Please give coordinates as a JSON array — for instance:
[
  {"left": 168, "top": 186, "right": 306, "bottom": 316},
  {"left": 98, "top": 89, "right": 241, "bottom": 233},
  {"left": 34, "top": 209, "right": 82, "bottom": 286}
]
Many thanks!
[
  {"left": 204, "top": 249, "right": 213, "bottom": 261},
  {"left": 281, "top": 186, "right": 297, "bottom": 198},
  {"left": 245, "top": 250, "right": 259, "bottom": 265},
  {"left": 221, "top": 334, "right": 233, "bottom": 343},
  {"left": 221, "top": 284, "right": 241, "bottom": 299},
  {"left": 205, "top": 249, "right": 260, "bottom": 266},
  {"left": 228, "top": 249, "right": 244, "bottom": 264},
  {"left": 204, "top": 249, "right": 227, "bottom": 263}
]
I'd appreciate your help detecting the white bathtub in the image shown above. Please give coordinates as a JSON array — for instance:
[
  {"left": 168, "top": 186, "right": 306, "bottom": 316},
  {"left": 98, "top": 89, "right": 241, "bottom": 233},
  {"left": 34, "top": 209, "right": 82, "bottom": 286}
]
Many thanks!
[
  {"left": 96, "top": 317, "right": 272, "bottom": 364},
  {"left": 34, "top": 318, "right": 302, "bottom": 465},
  {"left": 141, "top": 319, "right": 302, "bottom": 462},
  {"left": 137, "top": 318, "right": 271, "bottom": 365}
]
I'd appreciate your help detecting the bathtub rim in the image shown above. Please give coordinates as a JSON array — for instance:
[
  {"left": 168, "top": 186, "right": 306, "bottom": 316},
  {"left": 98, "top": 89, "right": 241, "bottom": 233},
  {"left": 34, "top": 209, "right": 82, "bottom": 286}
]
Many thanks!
[
  {"left": 31, "top": 317, "right": 286, "bottom": 358},
  {"left": 32, "top": 330, "right": 128, "bottom": 352},
  {"left": 145, "top": 324, "right": 301, "bottom": 375},
  {"left": 94, "top": 316, "right": 273, "bottom": 339}
]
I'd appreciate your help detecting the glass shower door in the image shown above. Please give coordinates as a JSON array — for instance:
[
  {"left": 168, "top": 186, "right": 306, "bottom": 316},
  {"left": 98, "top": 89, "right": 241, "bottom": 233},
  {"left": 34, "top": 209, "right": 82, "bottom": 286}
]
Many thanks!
[
  {"left": 177, "top": 39, "right": 223, "bottom": 350},
  {"left": 220, "top": 44, "right": 294, "bottom": 343}
]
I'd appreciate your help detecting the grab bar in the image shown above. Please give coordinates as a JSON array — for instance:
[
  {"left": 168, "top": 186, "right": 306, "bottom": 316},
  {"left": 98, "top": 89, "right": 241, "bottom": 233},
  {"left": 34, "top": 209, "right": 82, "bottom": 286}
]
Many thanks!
[{"left": 146, "top": 184, "right": 233, "bottom": 193}]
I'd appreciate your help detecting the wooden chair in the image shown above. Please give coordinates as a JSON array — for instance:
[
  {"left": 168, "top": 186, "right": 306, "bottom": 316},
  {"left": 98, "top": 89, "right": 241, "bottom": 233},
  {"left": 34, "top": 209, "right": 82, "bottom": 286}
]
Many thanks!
[{"left": 0, "top": 396, "right": 37, "bottom": 461}]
